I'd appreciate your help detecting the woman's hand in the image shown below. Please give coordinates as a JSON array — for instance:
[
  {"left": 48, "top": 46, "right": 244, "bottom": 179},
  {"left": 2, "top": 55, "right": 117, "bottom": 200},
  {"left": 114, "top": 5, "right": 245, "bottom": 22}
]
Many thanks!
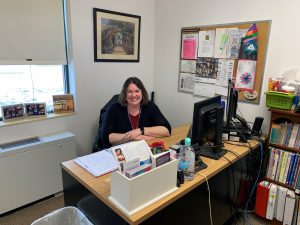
[{"left": 124, "top": 128, "right": 142, "bottom": 142}]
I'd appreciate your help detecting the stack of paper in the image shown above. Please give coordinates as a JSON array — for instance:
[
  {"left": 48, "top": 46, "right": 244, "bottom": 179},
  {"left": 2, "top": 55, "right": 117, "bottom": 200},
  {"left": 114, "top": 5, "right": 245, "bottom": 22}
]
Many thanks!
[{"left": 75, "top": 150, "right": 119, "bottom": 177}]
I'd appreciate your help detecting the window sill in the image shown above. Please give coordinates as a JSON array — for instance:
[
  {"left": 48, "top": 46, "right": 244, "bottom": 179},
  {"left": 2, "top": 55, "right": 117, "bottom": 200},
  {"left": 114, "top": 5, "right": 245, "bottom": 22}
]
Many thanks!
[{"left": 0, "top": 112, "right": 76, "bottom": 128}]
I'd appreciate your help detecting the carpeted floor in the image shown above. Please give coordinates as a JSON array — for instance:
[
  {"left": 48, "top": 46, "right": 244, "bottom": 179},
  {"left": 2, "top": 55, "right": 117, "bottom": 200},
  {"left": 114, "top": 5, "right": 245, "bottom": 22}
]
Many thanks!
[{"left": 0, "top": 195, "right": 64, "bottom": 225}]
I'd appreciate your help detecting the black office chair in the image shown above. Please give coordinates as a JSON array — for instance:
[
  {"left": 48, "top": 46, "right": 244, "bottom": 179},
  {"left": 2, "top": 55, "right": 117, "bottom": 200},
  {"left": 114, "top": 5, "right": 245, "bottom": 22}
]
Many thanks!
[{"left": 92, "top": 94, "right": 119, "bottom": 153}]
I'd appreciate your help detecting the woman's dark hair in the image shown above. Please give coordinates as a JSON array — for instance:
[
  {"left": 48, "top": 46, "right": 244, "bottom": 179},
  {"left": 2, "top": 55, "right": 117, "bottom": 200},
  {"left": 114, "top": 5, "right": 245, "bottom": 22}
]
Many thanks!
[{"left": 118, "top": 77, "right": 149, "bottom": 106}]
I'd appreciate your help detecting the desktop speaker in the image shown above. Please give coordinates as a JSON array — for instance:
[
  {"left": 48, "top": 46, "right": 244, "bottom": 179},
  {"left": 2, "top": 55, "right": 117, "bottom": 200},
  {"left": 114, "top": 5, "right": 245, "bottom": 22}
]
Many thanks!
[{"left": 251, "top": 117, "right": 264, "bottom": 134}]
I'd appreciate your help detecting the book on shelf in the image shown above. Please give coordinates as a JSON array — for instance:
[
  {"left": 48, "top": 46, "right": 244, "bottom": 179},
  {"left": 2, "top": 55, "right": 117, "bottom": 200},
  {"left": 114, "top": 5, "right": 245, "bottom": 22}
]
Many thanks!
[
  {"left": 283, "top": 189, "right": 296, "bottom": 225},
  {"left": 53, "top": 94, "right": 74, "bottom": 113},
  {"left": 270, "top": 124, "right": 281, "bottom": 144},
  {"left": 270, "top": 122, "right": 300, "bottom": 148}
]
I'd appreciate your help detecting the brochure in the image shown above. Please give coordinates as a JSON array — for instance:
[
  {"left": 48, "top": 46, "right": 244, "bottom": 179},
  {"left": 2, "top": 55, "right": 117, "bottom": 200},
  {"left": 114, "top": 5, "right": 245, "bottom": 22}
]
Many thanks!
[{"left": 111, "top": 140, "right": 152, "bottom": 165}]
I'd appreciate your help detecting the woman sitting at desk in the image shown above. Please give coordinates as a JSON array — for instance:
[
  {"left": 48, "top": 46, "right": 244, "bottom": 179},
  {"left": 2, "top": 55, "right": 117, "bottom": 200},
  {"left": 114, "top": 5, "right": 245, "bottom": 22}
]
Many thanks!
[{"left": 101, "top": 77, "right": 171, "bottom": 148}]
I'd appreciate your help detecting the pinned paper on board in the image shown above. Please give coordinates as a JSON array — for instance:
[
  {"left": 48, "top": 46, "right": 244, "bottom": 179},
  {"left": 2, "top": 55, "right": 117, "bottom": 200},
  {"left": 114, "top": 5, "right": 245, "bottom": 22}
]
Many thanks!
[
  {"left": 181, "top": 33, "right": 198, "bottom": 59},
  {"left": 179, "top": 73, "right": 194, "bottom": 93},
  {"left": 235, "top": 60, "right": 256, "bottom": 91},
  {"left": 239, "top": 23, "right": 258, "bottom": 60},
  {"left": 198, "top": 30, "right": 215, "bottom": 58}
]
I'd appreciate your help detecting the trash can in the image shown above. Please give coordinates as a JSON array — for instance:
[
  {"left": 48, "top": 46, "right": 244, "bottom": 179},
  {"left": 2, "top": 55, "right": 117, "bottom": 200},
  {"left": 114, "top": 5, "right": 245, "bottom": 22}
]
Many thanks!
[{"left": 31, "top": 206, "right": 93, "bottom": 225}]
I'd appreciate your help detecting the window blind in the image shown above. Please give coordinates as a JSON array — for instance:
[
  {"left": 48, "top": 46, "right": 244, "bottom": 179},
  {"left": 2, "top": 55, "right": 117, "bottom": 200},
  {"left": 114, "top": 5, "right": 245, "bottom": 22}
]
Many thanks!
[{"left": 0, "top": 0, "right": 67, "bottom": 65}]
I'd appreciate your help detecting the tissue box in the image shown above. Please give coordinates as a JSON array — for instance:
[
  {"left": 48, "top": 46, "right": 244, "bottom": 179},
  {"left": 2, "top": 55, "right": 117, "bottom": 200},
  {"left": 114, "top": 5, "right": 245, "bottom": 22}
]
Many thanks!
[{"left": 109, "top": 158, "right": 178, "bottom": 215}]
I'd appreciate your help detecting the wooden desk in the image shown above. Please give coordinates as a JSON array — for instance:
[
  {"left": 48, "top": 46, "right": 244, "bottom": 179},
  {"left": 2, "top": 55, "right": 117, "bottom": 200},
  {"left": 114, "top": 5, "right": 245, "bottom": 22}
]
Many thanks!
[{"left": 61, "top": 124, "right": 261, "bottom": 225}]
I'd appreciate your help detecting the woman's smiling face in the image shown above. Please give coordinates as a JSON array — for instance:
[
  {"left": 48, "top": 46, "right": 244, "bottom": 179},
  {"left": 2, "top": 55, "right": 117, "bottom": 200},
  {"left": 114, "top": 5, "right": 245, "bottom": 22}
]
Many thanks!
[{"left": 126, "top": 83, "right": 142, "bottom": 107}]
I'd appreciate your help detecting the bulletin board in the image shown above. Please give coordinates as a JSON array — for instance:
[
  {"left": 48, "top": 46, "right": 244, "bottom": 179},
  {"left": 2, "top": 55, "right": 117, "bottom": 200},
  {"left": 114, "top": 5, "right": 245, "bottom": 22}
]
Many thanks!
[{"left": 178, "top": 20, "right": 271, "bottom": 104}]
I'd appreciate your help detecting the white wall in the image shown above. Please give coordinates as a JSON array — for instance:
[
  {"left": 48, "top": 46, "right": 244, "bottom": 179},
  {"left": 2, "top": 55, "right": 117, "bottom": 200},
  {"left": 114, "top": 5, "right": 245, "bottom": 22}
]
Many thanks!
[
  {"left": 0, "top": 0, "right": 156, "bottom": 156},
  {"left": 1, "top": 0, "right": 300, "bottom": 155},
  {"left": 153, "top": 0, "right": 300, "bottom": 133}
]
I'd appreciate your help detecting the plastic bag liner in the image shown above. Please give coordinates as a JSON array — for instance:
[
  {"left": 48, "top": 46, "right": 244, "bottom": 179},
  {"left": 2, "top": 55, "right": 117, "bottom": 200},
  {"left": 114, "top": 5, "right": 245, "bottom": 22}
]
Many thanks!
[{"left": 31, "top": 206, "right": 93, "bottom": 225}]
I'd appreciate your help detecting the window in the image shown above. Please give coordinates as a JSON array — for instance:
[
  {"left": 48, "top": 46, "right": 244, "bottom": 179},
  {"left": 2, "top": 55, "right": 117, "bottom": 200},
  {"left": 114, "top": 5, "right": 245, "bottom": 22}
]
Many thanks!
[
  {"left": 0, "top": 0, "right": 70, "bottom": 120},
  {"left": 0, "top": 65, "right": 66, "bottom": 118}
]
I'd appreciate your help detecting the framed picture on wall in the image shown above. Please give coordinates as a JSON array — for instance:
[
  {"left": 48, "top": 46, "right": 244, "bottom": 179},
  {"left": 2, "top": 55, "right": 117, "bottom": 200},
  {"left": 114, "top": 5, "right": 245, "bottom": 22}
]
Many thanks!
[{"left": 93, "top": 8, "right": 141, "bottom": 62}]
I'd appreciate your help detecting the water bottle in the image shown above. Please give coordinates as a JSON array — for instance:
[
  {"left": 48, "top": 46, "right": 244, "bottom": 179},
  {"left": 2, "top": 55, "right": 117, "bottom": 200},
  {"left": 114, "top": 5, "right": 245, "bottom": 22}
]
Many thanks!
[{"left": 179, "top": 138, "right": 195, "bottom": 181}]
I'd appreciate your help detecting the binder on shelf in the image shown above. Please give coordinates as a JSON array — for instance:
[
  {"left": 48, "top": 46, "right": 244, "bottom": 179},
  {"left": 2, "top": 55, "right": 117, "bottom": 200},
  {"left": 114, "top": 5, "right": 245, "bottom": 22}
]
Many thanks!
[
  {"left": 283, "top": 189, "right": 296, "bottom": 225},
  {"left": 294, "top": 126, "right": 300, "bottom": 149},
  {"left": 267, "top": 148, "right": 275, "bottom": 179},
  {"left": 292, "top": 195, "right": 299, "bottom": 225},
  {"left": 284, "top": 153, "right": 293, "bottom": 184},
  {"left": 279, "top": 151, "right": 289, "bottom": 183},
  {"left": 255, "top": 181, "right": 270, "bottom": 218},
  {"left": 294, "top": 169, "right": 300, "bottom": 194},
  {"left": 288, "top": 155, "right": 299, "bottom": 186},
  {"left": 266, "top": 183, "right": 278, "bottom": 220},
  {"left": 286, "top": 154, "right": 297, "bottom": 185},
  {"left": 276, "top": 150, "right": 284, "bottom": 181},
  {"left": 288, "top": 124, "right": 300, "bottom": 148},
  {"left": 296, "top": 197, "right": 300, "bottom": 225},
  {"left": 271, "top": 150, "right": 280, "bottom": 180},
  {"left": 275, "top": 186, "right": 288, "bottom": 222}
]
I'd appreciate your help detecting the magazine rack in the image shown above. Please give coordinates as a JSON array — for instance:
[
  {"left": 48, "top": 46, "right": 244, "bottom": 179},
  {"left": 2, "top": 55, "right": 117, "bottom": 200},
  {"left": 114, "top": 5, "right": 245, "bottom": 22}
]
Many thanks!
[{"left": 109, "top": 158, "right": 178, "bottom": 215}]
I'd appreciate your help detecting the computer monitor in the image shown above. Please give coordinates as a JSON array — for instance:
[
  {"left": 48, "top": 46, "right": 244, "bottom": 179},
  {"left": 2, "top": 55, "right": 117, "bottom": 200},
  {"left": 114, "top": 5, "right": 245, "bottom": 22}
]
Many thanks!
[
  {"left": 191, "top": 95, "right": 226, "bottom": 160},
  {"left": 223, "top": 80, "right": 250, "bottom": 133}
]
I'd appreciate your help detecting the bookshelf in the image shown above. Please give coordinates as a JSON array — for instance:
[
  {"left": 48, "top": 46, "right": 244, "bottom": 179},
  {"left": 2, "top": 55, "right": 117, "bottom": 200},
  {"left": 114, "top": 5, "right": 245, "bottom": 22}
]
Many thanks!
[{"left": 266, "top": 108, "right": 300, "bottom": 189}]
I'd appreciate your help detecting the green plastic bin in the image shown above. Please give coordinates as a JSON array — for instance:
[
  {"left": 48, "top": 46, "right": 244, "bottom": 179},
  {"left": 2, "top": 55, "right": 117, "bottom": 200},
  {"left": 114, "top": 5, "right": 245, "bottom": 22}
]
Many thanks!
[{"left": 265, "top": 91, "right": 294, "bottom": 110}]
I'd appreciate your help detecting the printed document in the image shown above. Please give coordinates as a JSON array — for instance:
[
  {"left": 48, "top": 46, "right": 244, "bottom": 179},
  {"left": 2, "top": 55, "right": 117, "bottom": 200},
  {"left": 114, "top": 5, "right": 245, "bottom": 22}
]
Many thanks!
[
  {"left": 198, "top": 30, "right": 215, "bottom": 58},
  {"left": 75, "top": 150, "right": 119, "bottom": 177}
]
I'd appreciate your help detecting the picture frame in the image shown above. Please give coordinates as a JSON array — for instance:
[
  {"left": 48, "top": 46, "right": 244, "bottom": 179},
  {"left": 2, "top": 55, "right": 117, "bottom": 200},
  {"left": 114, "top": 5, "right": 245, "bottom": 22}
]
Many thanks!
[
  {"left": 52, "top": 94, "right": 74, "bottom": 114},
  {"left": 1, "top": 104, "right": 25, "bottom": 121},
  {"left": 93, "top": 8, "right": 141, "bottom": 62},
  {"left": 25, "top": 103, "right": 46, "bottom": 117}
]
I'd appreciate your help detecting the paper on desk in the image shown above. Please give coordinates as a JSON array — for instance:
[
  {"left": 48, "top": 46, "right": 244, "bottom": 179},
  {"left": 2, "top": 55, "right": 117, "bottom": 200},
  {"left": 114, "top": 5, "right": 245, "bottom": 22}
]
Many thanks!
[{"left": 75, "top": 150, "right": 119, "bottom": 177}]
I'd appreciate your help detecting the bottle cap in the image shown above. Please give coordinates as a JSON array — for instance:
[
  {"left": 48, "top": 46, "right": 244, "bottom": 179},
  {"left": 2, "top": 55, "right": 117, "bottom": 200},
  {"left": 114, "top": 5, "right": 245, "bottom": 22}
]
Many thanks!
[{"left": 185, "top": 137, "right": 191, "bottom": 146}]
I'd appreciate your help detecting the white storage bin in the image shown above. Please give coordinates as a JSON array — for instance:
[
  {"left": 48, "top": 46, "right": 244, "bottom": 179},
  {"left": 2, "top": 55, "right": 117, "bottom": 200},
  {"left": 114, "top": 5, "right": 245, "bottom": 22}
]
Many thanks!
[
  {"left": 109, "top": 158, "right": 178, "bottom": 215},
  {"left": 31, "top": 206, "right": 93, "bottom": 225}
]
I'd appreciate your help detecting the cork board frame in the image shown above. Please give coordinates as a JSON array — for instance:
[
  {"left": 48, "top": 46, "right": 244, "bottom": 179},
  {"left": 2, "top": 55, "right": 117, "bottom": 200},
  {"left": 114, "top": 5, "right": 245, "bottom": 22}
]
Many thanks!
[{"left": 180, "top": 20, "right": 271, "bottom": 104}]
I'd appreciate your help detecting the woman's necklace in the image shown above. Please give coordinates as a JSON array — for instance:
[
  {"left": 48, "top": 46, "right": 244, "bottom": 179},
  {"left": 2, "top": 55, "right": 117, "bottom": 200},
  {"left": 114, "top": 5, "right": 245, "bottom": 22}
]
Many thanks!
[{"left": 128, "top": 108, "right": 141, "bottom": 130}]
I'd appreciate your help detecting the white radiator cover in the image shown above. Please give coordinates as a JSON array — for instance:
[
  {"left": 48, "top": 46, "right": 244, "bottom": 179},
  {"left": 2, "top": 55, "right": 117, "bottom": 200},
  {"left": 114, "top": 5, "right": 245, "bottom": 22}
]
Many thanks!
[{"left": 0, "top": 131, "right": 76, "bottom": 214}]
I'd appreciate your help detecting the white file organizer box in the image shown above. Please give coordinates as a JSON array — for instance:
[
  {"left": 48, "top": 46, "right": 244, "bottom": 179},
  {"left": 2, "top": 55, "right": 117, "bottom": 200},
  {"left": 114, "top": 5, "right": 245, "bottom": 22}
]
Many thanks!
[{"left": 109, "top": 158, "right": 178, "bottom": 215}]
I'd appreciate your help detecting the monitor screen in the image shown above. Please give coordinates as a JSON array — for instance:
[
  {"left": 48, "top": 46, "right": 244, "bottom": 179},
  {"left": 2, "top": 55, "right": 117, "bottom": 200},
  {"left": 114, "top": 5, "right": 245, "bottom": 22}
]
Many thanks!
[
  {"left": 191, "top": 95, "right": 226, "bottom": 160},
  {"left": 225, "top": 81, "right": 238, "bottom": 128},
  {"left": 223, "top": 80, "right": 250, "bottom": 133}
]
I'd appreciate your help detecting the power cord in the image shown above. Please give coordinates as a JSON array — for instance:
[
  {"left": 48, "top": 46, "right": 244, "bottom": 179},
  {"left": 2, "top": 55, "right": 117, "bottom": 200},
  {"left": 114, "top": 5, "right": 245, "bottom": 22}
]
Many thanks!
[
  {"left": 197, "top": 172, "right": 213, "bottom": 225},
  {"left": 242, "top": 141, "right": 263, "bottom": 219}
]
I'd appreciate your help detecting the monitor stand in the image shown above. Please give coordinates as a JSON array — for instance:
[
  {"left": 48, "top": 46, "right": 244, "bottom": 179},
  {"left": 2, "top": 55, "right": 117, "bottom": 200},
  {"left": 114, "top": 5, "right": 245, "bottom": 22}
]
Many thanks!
[{"left": 193, "top": 144, "right": 227, "bottom": 160}]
